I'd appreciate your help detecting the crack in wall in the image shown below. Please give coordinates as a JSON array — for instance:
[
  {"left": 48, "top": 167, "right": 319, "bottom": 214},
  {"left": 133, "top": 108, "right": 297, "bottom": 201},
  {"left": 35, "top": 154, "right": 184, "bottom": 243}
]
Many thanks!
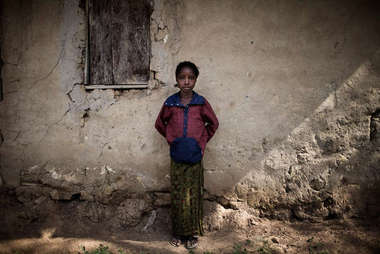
[
  {"left": 98, "top": 142, "right": 109, "bottom": 158},
  {"left": 80, "top": 110, "right": 89, "bottom": 128},
  {"left": 38, "top": 108, "right": 70, "bottom": 144},
  {"left": 66, "top": 83, "right": 82, "bottom": 103},
  {"left": 28, "top": 43, "right": 66, "bottom": 90},
  {"left": 78, "top": 110, "right": 90, "bottom": 144}
]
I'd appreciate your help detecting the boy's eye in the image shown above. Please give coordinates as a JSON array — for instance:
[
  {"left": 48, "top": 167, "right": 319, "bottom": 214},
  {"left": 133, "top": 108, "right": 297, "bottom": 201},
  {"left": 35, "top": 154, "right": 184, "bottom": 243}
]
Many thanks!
[{"left": 178, "top": 75, "right": 195, "bottom": 80}]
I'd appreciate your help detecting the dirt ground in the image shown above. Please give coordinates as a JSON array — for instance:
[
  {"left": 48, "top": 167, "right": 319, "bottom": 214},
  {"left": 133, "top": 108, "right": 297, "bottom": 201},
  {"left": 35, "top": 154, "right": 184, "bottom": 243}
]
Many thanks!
[
  {"left": 0, "top": 185, "right": 379, "bottom": 254},
  {"left": 1, "top": 211, "right": 379, "bottom": 254}
]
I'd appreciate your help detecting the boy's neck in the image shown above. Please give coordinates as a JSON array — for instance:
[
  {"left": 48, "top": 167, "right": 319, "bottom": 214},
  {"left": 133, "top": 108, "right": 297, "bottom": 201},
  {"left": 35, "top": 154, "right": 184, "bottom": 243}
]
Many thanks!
[{"left": 180, "top": 91, "right": 193, "bottom": 99}]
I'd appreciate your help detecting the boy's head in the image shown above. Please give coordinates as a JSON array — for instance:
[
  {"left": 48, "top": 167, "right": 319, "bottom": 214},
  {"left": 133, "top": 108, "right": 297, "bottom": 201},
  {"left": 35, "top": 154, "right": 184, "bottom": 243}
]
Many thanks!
[
  {"left": 175, "top": 61, "right": 199, "bottom": 79},
  {"left": 175, "top": 61, "right": 199, "bottom": 94}
]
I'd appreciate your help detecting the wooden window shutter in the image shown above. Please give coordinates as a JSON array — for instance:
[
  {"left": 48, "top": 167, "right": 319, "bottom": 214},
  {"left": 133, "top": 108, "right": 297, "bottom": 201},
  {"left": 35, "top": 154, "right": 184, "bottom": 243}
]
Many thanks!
[{"left": 88, "top": 0, "right": 151, "bottom": 86}]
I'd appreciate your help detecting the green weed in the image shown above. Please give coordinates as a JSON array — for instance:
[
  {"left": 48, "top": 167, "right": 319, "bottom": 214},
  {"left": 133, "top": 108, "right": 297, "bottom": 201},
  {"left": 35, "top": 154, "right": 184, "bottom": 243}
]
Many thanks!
[{"left": 232, "top": 243, "right": 248, "bottom": 254}]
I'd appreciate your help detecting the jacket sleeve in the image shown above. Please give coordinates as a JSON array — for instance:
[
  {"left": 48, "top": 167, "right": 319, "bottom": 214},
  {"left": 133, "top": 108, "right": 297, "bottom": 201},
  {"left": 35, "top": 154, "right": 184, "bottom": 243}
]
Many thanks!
[
  {"left": 155, "top": 104, "right": 170, "bottom": 137},
  {"left": 201, "top": 99, "right": 219, "bottom": 142}
]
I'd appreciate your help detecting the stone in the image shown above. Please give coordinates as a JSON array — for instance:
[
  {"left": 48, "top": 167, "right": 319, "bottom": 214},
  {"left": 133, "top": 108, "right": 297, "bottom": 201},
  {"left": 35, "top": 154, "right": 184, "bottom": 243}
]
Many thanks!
[
  {"left": 153, "top": 192, "right": 171, "bottom": 206},
  {"left": 292, "top": 209, "right": 310, "bottom": 221},
  {"left": 20, "top": 165, "right": 44, "bottom": 184},
  {"left": 203, "top": 201, "right": 225, "bottom": 231},
  {"left": 370, "top": 110, "right": 380, "bottom": 143},
  {"left": 142, "top": 210, "right": 157, "bottom": 232},
  {"left": 16, "top": 186, "right": 42, "bottom": 204},
  {"left": 116, "top": 199, "right": 152, "bottom": 227},
  {"left": 247, "top": 191, "right": 259, "bottom": 207},
  {"left": 217, "top": 196, "right": 231, "bottom": 207},
  {"left": 80, "top": 190, "right": 94, "bottom": 201},
  {"left": 271, "top": 237, "right": 280, "bottom": 244},
  {"left": 85, "top": 202, "right": 109, "bottom": 223},
  {"left": 49, "top": 190, "right": 58, "bottom": 200},
  {"left": 271, "top": 245, "right": 286, "bottom": 254},
  {"left": 49, "top": 189, "right": 74, "bottom": 201},
  {"left": 235, "top": 183, "right": 249, "bottom": 200},
  {"left": 309, "top": 178, "right": 326, "bottom": 191},
  {"left": 315, "top": 134, "right": 342, "bottom": 154},
  {"left": 34, "top": 196, "right": 46, "bottom": 205}
]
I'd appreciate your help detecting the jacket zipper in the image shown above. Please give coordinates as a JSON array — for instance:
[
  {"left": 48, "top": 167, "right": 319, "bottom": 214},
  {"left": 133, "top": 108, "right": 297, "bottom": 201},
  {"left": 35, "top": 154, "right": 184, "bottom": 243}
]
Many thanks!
[{"left": 183, "top": 105, "right": 189, "bottom": 138}]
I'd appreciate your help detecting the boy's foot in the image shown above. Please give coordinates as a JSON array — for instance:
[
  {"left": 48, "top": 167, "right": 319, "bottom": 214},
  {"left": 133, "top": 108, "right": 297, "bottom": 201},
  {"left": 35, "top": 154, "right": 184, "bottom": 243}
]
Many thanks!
[
  {"left": 169, "top": 236, "right": 181, "bottom": 247},
  {"left": 185, "top": 236, "right": 198, "bottom": 249}
]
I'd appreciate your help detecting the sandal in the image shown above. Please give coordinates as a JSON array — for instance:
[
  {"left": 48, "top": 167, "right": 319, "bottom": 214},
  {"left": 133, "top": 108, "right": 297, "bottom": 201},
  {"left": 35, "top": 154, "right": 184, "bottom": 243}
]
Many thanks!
[
  {"left": 169, "top": 236, "right": 181, "bottom": 247},
  {"left": 186, "top": 236, "right": 198, "bottom": 249}
]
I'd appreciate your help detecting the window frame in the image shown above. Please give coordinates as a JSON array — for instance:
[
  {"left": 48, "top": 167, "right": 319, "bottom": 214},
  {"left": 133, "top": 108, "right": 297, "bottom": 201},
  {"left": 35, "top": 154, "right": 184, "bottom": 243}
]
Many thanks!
[{"left": 84, "top": 0, "right": 151, "bottom": 90}]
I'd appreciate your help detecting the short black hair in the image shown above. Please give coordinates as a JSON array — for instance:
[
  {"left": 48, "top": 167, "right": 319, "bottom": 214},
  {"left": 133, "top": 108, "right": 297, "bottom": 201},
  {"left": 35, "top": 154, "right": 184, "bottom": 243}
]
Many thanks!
[{"left": 175, "top": 61, "right": 199, "bottom": 78}]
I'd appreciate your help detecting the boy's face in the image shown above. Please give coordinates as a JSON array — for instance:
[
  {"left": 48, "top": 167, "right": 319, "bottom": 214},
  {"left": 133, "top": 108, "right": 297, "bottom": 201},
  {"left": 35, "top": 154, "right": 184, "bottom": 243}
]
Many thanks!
[{"left": 176, "top": 67, "right": 197, "bottom": 94}]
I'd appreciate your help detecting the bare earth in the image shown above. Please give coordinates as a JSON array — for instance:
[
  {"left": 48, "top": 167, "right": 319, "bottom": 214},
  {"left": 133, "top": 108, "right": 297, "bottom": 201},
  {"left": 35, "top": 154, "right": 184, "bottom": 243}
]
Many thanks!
[{"left": 1, "top": 214, "right": 379, "bottom": 254}]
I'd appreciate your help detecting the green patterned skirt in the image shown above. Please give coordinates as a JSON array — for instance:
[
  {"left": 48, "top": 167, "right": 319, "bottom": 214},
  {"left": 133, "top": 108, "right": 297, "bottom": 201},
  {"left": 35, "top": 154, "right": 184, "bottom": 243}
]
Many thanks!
[{"left": 170, "top": 160, "right": 204, "bottom": 237}]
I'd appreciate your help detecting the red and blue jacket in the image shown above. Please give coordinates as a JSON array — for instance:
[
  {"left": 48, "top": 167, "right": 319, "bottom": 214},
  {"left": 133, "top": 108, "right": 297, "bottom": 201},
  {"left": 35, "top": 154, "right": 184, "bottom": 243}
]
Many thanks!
[{"left": 155, "top": 92, "right": 219, "bottom": 163}]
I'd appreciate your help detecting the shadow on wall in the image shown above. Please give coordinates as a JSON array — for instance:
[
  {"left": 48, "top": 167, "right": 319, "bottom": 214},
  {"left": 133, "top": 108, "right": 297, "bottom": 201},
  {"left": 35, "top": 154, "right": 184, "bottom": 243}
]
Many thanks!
[
  {"left": 199, "top": 0, "right": 380, "bottom": 196},
  {"left": 195, "top": 0, "right": 380, "bottom": 223},
  {"left": 210, "top": 50, "right": 380, "bottom": 220}
]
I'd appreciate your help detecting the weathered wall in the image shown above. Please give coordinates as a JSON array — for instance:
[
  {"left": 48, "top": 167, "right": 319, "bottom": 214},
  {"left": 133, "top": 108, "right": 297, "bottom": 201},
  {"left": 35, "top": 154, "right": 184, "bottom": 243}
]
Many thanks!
[{"left": 0, "top": 0, "right": 380, "bottom": 229}]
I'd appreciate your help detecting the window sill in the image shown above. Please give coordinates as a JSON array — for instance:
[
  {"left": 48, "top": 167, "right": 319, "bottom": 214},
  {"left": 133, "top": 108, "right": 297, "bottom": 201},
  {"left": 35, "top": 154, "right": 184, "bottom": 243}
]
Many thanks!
[{"left": 84, "top": 84, "right": 148, "bottom": 90}]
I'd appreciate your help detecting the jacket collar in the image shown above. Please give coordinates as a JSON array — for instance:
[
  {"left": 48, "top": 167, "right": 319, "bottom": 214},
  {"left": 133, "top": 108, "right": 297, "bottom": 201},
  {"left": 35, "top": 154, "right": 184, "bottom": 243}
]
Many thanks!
[{"left": 165, "top": 91, "right": 205, "bottom": 107}]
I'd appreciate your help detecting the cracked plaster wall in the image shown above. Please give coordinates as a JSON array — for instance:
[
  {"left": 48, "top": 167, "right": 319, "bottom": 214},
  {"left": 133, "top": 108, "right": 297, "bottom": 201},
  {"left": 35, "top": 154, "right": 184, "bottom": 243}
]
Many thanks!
[
  {"left": 0, "top": 0, "right": 182, "bottom": 190},
  {"left": 0, "top": 0, "right": 380, "bottom": 225}
]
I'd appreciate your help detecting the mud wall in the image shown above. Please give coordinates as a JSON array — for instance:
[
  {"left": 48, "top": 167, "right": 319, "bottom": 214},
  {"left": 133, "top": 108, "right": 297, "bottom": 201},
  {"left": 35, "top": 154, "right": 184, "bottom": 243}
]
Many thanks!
[{"left": 0, "top": 0, "right": 380, "bottom": 229}]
